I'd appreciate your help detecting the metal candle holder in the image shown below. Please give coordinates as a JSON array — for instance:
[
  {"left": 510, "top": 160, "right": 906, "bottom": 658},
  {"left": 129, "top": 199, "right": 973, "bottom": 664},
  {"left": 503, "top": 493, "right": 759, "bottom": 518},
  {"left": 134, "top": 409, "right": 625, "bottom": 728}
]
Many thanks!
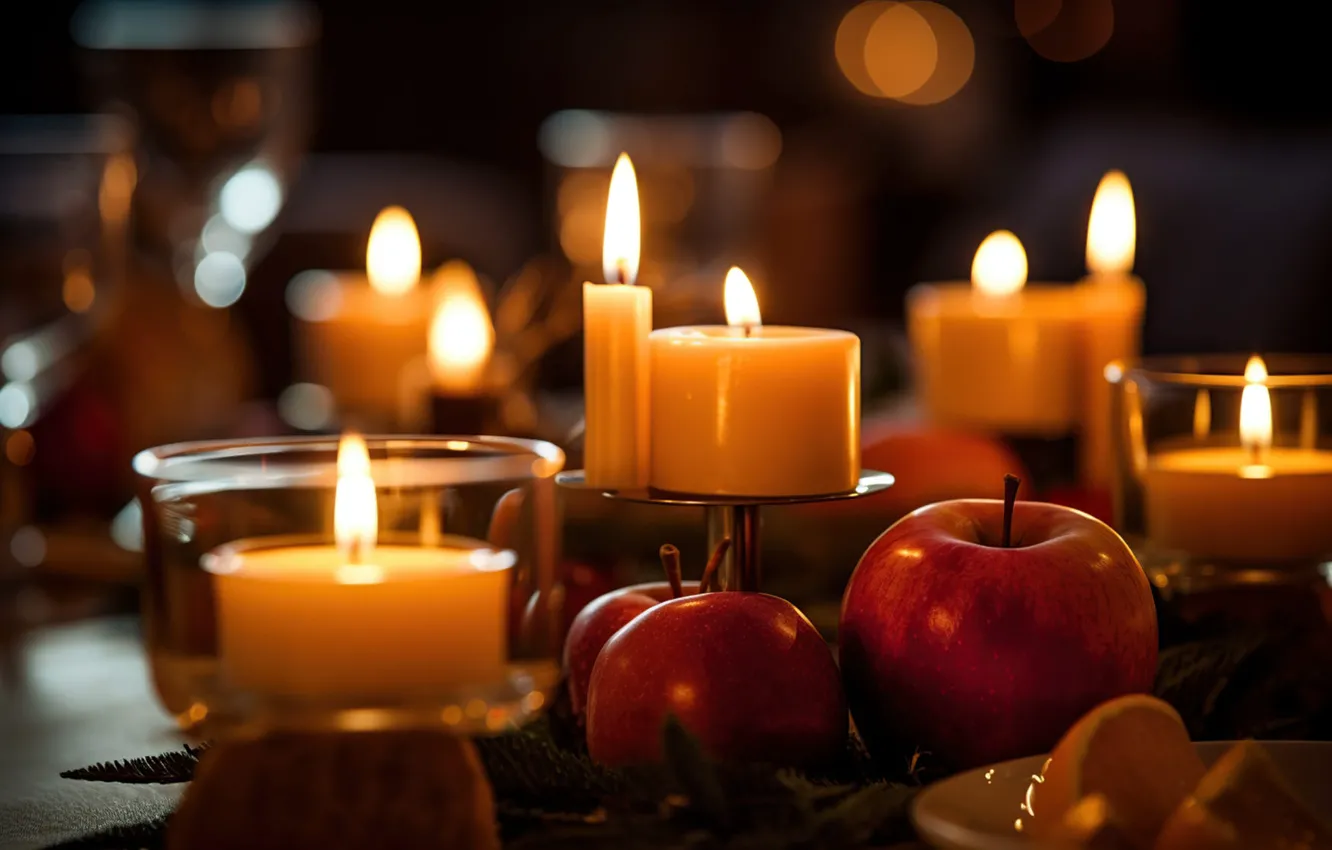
[{"left": 555, "top": 470, "right": 894, "bottom": 592}]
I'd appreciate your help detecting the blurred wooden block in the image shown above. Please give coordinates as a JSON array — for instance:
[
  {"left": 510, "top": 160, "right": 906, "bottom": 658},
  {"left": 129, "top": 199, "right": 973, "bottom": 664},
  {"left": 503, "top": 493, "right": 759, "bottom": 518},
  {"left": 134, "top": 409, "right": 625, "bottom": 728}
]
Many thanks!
[{"left": 168, "top": 729, "right": 499, "bottom": 850}]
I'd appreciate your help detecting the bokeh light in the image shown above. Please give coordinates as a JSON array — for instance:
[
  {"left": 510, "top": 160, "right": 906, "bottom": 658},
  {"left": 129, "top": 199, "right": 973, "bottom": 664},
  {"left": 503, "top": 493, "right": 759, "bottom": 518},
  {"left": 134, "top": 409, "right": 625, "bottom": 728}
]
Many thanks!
[
  {"left": 897, "top": 2, "right": 974, "bottom": 105},
  {"left": 838, "top": 1, "right": 974, "bottom": 104},
  {"left": 836, "top": 1, "right": 892, "bottom": 96},
  {"left": 10, "top": 525, "right": 46, "bottom": 568},
  {"left": 4, "top": 430, "right": 34, "bottom": 466},
  {"left": 0, "top": 382, "right": 36, "bottom": 429},
  {"left": 219, "top": 163, "right": 282, "bottom": 234},
  {"left": 286, "top": 270, "right": 343, "bottom": 322},
  {"left": 62, "top": 267, "right": 95, "bottom": 313},
  {"left": 278, "top": 382, "right": 336, "bottom": 431},
  {"left": 1016, "top": 0, "right": 1114, "bottom": 63},
  {"left": 2, "top": 342, "right": 38, "bottom": 383},
  {"left": 864, "top": 2, "right": 938, "bottom": 100},
  {"left": 194, "top": 251, "right": 247, "bottom": 308},
  {"left": 719, "top": 113, "right": 782, "bottom": 170}
]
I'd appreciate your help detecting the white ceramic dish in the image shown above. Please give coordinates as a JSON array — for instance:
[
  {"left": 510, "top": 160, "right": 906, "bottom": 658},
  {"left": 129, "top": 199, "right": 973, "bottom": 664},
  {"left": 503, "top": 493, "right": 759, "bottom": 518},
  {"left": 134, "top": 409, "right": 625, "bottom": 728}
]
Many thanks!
[{"left": 911, "top": 740, "right": 1332, "bottom": 849}]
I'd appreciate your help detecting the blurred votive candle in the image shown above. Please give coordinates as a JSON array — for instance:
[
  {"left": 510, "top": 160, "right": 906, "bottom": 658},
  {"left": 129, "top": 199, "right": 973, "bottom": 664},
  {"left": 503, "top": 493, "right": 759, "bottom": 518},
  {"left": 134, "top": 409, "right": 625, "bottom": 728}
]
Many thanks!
[
  {"left": 649, "top": 267, "right": 860, "bottom": 496},
  {"left": 1080, "top": 171, "right": 1145, "bottom": 488},
  {"left": 424, "top": 261, "right": 500, "bottom": 434},
  {"left": 204, "top": 433, "right": 515, "bottom": 700},
  {"left": 1143, "top": 356, "right": 1332, "bottom": 563},
  {"left": 583, "top": 153, "right": 651, "bottom": 488},
  {"left": 908, "top": 231, "right": 1082, "bottom": 435},
  {"left": 288, "top": 206, "right": 436, "bottom": 428}
]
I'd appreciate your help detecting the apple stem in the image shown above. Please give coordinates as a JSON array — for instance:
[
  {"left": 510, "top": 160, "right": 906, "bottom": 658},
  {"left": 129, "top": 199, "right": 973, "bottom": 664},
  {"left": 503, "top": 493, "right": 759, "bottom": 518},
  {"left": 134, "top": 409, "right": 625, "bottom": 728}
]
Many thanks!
[
  {"left": 1002, "top": 474, "right": 1020, "bottom": 548},
  {"left": 659, "top": 544, "right": 684, "bottom": 599},
  {"left": 700, "top": 537, "right": 731, "bottom": 593}
]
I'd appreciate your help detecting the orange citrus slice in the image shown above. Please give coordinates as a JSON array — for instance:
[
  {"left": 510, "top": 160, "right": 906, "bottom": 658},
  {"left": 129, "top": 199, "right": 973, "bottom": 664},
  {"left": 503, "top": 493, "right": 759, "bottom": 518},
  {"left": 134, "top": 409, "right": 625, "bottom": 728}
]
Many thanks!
[
  {"left": 1033, "top": 694, "right": 1205, "bottom": 847},
  {"left": 1155, "top": 740, "right": 1332, "bottom": 850},
  {"left": 1044, "top": 793, "right": 1137, "bottom": 850}
]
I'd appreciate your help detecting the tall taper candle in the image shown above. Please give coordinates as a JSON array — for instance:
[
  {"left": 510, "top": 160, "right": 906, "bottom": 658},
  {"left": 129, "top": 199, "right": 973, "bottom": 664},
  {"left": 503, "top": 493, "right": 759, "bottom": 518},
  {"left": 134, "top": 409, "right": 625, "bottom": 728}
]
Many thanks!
[{"left": 583, "top": 153, "right": 651, "bottom": 488}]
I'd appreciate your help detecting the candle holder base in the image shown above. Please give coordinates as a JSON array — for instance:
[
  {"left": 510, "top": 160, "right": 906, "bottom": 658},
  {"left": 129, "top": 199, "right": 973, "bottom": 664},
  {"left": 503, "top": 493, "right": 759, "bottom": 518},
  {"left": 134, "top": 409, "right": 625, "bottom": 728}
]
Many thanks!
[
  {"left": 205, "top": 663, "right": 556, "bottom": 739},
  {"left": 555, "top": 470, "right": 894, "bottom": 592},
  {"left": 168, "top": 728, "right": 499, "bottom": 850}
]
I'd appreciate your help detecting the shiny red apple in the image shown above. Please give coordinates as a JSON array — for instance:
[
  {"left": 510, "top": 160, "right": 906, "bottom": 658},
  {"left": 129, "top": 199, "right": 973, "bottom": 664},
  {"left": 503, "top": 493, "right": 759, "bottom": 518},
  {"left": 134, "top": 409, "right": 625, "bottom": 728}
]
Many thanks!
[
  {"left": 839, "top": 475, "right": 1157, "bottom": 770},
  {"left": 586, "top": 591, "right": 848, "bottom": 768},
  {"left": 563, "top": 580, "right": 699, "bottom": 717}
]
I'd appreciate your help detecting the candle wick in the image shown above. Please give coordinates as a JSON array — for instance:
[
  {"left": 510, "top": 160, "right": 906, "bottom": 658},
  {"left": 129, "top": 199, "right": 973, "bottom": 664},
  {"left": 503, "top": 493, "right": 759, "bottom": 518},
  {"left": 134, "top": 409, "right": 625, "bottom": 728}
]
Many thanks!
[
  {"left": 346, "top": 535, "right": 365, "bottom": 566},
  {"left": 614, "top": 259, "right": 630, "bottom": 286},
  {"left": 744, "top": 324, "right": 753, "bottom": 338}
]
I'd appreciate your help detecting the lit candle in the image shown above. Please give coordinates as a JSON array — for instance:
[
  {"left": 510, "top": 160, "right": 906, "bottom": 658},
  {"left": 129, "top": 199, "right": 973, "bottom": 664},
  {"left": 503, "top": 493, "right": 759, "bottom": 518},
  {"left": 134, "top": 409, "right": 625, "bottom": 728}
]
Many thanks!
[
  {"left": 204, "top": 433, "right": 516, "bottom": 699},
  {"left": 288, "top": 207, "right": 436, "bottom": 428},
  {"left": 649, "top": 267, "right": 860, "bottom": 496},
  {"left": 425, "top": 261, "right": 500, "bottom": 434},
  {"left": 583, "top": 153, "right": 651, "bottom": 488},
  {"left": 907, "top": 231, "right": 1082, "bottom": 434},
  {"left": 1143, "top": 356, "right": 1332, "bottom": 563},
  {"left": 1080, "top": 170, "right": 1146, "bottom": 488}
]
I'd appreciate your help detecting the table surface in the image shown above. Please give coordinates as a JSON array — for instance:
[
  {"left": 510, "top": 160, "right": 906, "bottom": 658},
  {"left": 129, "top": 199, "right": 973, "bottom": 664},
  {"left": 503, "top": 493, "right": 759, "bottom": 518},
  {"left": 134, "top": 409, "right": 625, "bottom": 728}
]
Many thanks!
[{"left": 0, "top": 618, "right": 185, "bottom": 850}]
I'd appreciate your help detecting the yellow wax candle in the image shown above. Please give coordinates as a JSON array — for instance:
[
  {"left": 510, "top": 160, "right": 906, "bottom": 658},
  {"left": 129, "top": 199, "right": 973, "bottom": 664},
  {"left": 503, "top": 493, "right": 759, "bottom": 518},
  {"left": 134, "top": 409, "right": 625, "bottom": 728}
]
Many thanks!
[
  {"left": 1142, "top": 357, "right": 1332, "bottom": 563},
  {"left": 908, "top": 231, "right": 1082, "bottom": 435},
  {"left": 583, "top": 153, "right": 651, "bottom": 488},
  {"left": 203, "top": 434, "right": 515, "bottom": 700},
  {"left": 288, "top": 207, "right": 433, "bottom": 426},
  {"left": 1080, "top": 171, "right": 1145, "bottom": 489},
  {"left": 206, "top": 540, "right": 515, "bottom": 699},
  {"left": 1144, "top": 450, "right": 1332, "bottom": 563},
  {"left": 649, "top": 267, "right": 860, "bottom": 497}
]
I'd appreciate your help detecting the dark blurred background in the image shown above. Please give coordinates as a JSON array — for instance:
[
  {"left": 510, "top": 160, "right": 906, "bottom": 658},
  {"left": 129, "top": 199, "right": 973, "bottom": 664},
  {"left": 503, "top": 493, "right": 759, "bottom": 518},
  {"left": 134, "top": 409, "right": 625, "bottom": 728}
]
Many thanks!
[{"left": 8, "top": 0, "right": 1332, "bottom": 338}]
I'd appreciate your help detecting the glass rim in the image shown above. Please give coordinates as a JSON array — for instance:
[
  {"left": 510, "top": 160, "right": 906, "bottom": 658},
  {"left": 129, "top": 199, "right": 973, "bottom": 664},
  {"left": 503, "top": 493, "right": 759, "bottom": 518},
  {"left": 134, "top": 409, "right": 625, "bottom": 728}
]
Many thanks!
[
  {"left": 1113, "top": 354, "right": 1332, "bottom": 389},
  {"left": 133, "top": 434, "right": 566, "bottom": 493}
]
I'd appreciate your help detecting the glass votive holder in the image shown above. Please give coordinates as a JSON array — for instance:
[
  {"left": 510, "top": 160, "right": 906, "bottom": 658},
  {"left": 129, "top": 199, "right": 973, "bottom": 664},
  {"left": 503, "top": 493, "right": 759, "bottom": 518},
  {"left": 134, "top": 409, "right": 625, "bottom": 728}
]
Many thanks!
[
  {"left": 132, "top": 435, "right": 564, "bottom": 734},
  {"left": 1107, "top": 355, "right": 1332, "bottom": 590}
]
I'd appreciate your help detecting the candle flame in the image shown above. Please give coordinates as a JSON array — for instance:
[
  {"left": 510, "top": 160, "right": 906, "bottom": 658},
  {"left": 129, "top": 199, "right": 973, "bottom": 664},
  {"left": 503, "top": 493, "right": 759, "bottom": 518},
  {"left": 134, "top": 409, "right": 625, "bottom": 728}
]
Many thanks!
[
  {"left": 366, "top": 206, "right": 421, "bottom": 296},
  {"left": 601, "top": 153, "right": 641, "bottom": 285},
  {"left": 428, "top": 261, "right": 495, "bottom": 393},
  {"left": 1086, "top": 170, "right": 1136, "bottom": 277},
  {"left": 1239, "top": 355, "right": 1272, "bottom": 458},
  {"left": 723, "top": 266, "right": 762, "bottom": 328},
  {"left": 971, "top": 230, "right": 1027, "bottom": 297},
  {"left": 334, "top": 433, "right": 378, "bottom": 562}
]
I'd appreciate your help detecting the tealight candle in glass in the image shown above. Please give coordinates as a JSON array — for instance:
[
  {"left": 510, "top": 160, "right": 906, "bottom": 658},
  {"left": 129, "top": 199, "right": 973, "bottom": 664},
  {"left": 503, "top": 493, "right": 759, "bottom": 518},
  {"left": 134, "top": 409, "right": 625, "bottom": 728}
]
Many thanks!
[
  {"left": 133, "top": 435, "right": 564, "bottom": 733},
  {"left": 1107, "top": 355, "right": 1332, "bottom": 589}
]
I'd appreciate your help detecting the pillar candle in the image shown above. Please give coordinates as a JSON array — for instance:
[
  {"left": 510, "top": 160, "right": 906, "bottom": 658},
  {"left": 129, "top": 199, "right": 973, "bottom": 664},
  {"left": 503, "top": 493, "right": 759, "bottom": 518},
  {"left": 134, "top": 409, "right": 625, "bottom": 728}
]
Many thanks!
[
  {"left": 288, "top": 207, "right": 433, "bottom": 429},
  {"left": 206, "top": 537, "right": 515, "bottom": 698},
  {"left": 649, "top": 268, "right": 860, "bottom": 497},
  {"left": 908, "top": 231, "right": 1083, "bottom": 435}
]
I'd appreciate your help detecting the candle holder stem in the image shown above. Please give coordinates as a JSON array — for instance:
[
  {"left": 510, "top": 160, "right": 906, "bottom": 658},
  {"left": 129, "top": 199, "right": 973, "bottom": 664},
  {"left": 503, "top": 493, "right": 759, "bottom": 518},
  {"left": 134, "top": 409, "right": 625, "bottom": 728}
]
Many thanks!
[
  {"left": 554, "top": 470, "right": 894, "bottom": 595},
  {"left": 707, "top": 504, "right": 761, "bottom": 591}
]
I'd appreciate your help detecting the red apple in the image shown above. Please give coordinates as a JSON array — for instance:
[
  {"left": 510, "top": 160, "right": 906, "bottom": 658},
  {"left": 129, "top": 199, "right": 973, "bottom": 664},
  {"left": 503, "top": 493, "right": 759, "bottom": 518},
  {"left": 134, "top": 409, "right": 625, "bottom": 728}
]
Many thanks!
[
  {"left": 586, "top": 591, "right": 847, "bottom": 768},
  {"left": 795, "top": 421, "right": 1029, "bottom": 522},
  {"left": 516, "top": 559, "right": 618, "bottom": 650},
  {"left": 839, "top": 476, "right": 1156, "bottom": 770},
  {"left": 563, "top": 581, "right": 699, "bottom": 717}
]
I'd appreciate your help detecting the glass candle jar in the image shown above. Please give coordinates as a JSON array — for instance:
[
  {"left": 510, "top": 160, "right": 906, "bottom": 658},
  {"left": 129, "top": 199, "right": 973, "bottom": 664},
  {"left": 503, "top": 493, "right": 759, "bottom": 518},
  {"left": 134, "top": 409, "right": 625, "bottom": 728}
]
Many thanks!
[
  {"left": 133, "top": 435, "right": 564, "bottom": 733},
  {"left": 1108, "top": 355, "right": 1332, "bottom": 589}
]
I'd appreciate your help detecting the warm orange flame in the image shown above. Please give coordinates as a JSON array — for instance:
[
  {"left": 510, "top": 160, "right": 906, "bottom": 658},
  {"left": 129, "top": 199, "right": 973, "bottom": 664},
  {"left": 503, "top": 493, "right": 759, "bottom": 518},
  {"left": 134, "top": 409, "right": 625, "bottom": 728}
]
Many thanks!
[
  {"left": 601, "top": 153, "right": 641, "bottom": 285},
  {"left": 366, "top": 206, "right": 421, "bottom": 296},
  {"left": 334, "top": 433, "right": 377, "bottom": 562},
  {"left": 971, "top": 230, "right": 1027, "bottom": 297},
  {"left": 1239, "top": 355, "right": 1272, "bottom": 457},
  {"left": 723, "top": 266, "right": 762, "bottom": 328},
  {"left": 1086, "top": 170, "right": 1136, "bottom": 277},
  {"left": 428, "top": 261, "right": 495, "bottom": 393}
]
